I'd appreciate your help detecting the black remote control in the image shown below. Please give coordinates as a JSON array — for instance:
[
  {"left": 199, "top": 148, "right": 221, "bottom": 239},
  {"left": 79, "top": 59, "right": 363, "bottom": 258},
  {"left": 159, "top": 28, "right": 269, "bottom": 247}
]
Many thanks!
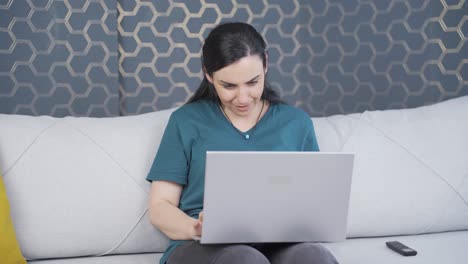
[{"left": 386, "top": 241, "right": 417, "bottom": 256}]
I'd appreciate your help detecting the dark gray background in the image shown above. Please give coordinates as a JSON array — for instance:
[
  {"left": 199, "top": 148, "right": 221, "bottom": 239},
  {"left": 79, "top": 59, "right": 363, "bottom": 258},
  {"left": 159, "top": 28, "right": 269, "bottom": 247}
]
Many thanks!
[{"left": 0, "top": 0, "right": 467, "bottom": 117}]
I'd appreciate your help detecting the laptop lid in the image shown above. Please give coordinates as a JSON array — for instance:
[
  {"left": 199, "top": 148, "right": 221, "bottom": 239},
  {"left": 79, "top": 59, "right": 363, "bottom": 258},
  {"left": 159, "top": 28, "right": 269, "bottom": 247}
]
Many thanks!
[{"left": 200, "top": 151, "right": 354, "bottom": 244}]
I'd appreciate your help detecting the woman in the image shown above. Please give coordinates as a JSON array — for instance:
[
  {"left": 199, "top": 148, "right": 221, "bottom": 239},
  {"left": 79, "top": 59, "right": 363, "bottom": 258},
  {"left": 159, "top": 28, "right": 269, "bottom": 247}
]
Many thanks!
[{"left": 147, "top": 22, "right": 338, "bottom": 264}]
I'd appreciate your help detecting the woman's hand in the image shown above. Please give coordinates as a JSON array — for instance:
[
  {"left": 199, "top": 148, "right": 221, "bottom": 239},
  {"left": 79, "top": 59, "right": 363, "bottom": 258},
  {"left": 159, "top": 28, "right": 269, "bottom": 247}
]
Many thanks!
[{"left": 192, "top": 211, "right": 203, "bottom": 240}]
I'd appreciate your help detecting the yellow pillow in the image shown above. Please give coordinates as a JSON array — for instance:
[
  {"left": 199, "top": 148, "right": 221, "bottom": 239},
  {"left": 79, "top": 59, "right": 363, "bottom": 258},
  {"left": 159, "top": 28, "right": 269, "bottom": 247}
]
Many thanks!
[{"left": 0, "top": 174, "right": 27, "bottom": 264}]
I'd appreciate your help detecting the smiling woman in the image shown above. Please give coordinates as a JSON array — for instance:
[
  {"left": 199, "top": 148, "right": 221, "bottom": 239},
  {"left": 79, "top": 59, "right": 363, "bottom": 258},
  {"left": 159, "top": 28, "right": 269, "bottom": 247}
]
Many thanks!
[
  {"left": 209, "top": 55, "right": 266, "bottom": 132},
  {"left": 187, "top": 22, "right": 282, "bottom": 134},
  {"left": 187, "top": 23, "right": 282, "bottom": 104},
  {"left": 146, "top": 22, "right": 335, "bottom": 264},
  {"left": 209, "top": 56, "right": 264, "bottom": 113}
]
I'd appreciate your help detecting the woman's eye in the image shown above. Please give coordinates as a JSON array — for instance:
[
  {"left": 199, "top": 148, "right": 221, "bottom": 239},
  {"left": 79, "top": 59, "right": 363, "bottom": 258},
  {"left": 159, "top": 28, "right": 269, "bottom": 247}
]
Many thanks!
[
  {"left": 223, "top": 84, "right": 234, "bottom": 89},
  {"left": 248, "top": 81, "right": 258, "bottom": 86}
]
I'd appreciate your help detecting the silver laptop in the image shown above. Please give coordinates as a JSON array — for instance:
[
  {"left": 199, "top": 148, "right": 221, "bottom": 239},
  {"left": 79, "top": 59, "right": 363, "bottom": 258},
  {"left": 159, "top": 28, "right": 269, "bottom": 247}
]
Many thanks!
[{"left": 199, "top": 151, "right": 354, "bottom": 244}]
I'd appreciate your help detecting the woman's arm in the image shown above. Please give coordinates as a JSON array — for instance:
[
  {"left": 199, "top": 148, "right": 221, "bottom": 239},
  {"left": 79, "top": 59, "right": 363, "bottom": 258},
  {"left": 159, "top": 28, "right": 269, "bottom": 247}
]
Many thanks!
[{"left": 149, "top": 180, "right": 201, "bottom": 240}]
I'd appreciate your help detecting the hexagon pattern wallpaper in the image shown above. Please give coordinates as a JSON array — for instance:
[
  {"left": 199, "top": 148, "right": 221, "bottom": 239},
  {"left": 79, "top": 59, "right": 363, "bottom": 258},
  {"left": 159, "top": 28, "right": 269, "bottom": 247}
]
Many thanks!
[{"left": 0, "top": 0, "right": 467, "bottom": 117}]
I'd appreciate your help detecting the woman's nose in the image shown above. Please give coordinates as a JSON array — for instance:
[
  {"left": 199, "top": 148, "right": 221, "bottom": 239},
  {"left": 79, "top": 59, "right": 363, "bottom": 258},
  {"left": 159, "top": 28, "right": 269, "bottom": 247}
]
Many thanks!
[{"left": 237, "top": 86, "right": 250, "bottom": 103}]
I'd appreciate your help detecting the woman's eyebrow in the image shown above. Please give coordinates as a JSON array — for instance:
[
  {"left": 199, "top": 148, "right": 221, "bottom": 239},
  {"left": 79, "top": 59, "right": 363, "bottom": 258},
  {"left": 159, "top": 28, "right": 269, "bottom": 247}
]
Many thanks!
[
  {"left": 219, "top": 75, "right": 261, "bottom": 85},
  {"left": 247, "top": 75, "right": 260, "bottom": 82}
]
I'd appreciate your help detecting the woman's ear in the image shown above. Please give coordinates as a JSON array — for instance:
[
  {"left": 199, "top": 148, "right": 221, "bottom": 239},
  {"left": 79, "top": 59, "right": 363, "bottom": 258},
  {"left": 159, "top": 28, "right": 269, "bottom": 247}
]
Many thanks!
[
  {"left": 203, "top": 66, "right": 213, "bottom": 83},
  {"left": 205, "top": 72, "right": 213, "bottom": 84}
]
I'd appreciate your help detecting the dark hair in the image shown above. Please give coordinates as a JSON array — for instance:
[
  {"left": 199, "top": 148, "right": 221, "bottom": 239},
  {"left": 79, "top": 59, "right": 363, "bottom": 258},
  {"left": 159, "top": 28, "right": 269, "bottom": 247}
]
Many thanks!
[{"left": 187, "top": 22, "right": 283, "bottom": 104}]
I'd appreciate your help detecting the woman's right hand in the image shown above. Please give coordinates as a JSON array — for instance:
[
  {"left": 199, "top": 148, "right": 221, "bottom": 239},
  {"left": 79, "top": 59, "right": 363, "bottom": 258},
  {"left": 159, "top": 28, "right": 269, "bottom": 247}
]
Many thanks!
[
  {"left": 150, "top": 181, "right": 205, "bottom": 241},
  {"left": 192, "top": 211, "right": 203, "bottom": 239}
]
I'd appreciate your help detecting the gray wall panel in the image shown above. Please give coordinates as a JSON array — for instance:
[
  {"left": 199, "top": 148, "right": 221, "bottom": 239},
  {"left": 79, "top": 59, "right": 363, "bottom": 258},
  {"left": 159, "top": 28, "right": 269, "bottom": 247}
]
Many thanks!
[{"left": 0, "top": 0, "right": 467, "bottom": 117}]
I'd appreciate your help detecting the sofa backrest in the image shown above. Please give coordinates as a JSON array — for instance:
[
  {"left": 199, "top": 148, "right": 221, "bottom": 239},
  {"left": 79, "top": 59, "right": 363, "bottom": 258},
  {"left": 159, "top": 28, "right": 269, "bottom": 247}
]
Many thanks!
[
  {"left": 0, "top": 109, "right": 175, "bottom": 260},
  {"left": 1, "top": 95, "right": 467, "bottom": 260},
  {"left": 314, "top": 95, "right": 468, "bottom": 237}
]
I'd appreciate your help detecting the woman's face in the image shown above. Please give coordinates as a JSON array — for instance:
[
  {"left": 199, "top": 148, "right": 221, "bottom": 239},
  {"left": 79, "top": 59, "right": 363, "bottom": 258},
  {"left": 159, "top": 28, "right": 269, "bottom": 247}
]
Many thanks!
[{"left": 206, "top": 54, "right": 267, "bottom": 118}]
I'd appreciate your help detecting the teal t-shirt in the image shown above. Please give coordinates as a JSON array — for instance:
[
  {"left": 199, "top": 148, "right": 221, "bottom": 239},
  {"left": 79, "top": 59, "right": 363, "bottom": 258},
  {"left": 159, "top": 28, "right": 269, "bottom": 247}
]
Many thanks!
[{"left": 146, "top": 100, "right": 319, "bottom": 264}]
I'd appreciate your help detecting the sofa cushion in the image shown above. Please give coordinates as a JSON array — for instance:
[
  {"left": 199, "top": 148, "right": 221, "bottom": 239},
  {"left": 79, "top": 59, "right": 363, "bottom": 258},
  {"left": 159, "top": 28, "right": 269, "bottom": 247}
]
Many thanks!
[
  {"left": 322, "top": 231, "right": 468, "bottom": 264},
  {"left": 28, "top": 253, "right": 161, "bottom": 264},
  {"left": 0, "top": 174, "right": 27, "bottom": 264},
  {"left": 0, "top": 109, "right": 175, "bottom": 260},
  {"left": 314, "top": 95, "right": 468, "bottom": 237}
]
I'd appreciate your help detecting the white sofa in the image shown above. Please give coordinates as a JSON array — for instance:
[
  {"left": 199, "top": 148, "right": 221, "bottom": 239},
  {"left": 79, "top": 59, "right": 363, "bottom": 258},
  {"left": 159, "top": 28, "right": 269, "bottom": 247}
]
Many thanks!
[{"left": 1, "top": 95, "right": 467, "bottom": 264}]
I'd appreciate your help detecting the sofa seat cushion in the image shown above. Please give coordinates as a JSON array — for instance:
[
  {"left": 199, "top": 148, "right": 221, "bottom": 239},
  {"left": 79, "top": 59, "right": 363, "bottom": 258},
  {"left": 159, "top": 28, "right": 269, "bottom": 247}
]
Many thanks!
[
  {"left": 322, "top": 231, "right": 468, "bottom": 264},
  {"left": 28, "top": 232, "right": 468, "bottom": 264},
  {"left": 28, "top": 253, "right": 162, "bottom": 264}
]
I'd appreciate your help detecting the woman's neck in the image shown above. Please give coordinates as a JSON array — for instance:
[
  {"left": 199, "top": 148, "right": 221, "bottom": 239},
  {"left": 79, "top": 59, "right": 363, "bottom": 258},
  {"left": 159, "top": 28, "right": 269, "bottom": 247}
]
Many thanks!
[{"left": 221, "top": 100, "right": 268, "bottom": 132}]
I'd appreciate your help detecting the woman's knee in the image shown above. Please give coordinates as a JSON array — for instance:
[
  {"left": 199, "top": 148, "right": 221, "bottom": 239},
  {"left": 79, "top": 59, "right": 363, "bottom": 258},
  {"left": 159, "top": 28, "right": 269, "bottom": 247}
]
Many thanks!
[
  {"left": 303, "top": 243, "right": 338, "bottom": 264},
  {"left": 215, "top": 245, "right": 270, "bottom": 264},
  {"left": 271, "top": 243, "right": 338, "bottom": 264}
]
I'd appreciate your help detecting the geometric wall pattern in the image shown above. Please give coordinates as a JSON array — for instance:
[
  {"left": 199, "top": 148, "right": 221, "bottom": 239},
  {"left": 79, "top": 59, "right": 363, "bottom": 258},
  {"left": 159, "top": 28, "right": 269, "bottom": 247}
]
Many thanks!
[
  {"left": 1, "top": 0, "right": 467, "bottom": 117},
  {"left": 0, "top": 0, "right": 118, "bottom": 117}
]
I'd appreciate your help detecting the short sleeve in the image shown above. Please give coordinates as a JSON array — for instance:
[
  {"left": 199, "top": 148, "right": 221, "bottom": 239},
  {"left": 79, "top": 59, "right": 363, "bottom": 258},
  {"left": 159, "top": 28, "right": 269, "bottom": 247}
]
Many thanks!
[
  {"left": 146, "top": 113, "right": 189, "bottom": 185},
  {"left": 303, "top": 118, "right": 320, "bottom": 151}
]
